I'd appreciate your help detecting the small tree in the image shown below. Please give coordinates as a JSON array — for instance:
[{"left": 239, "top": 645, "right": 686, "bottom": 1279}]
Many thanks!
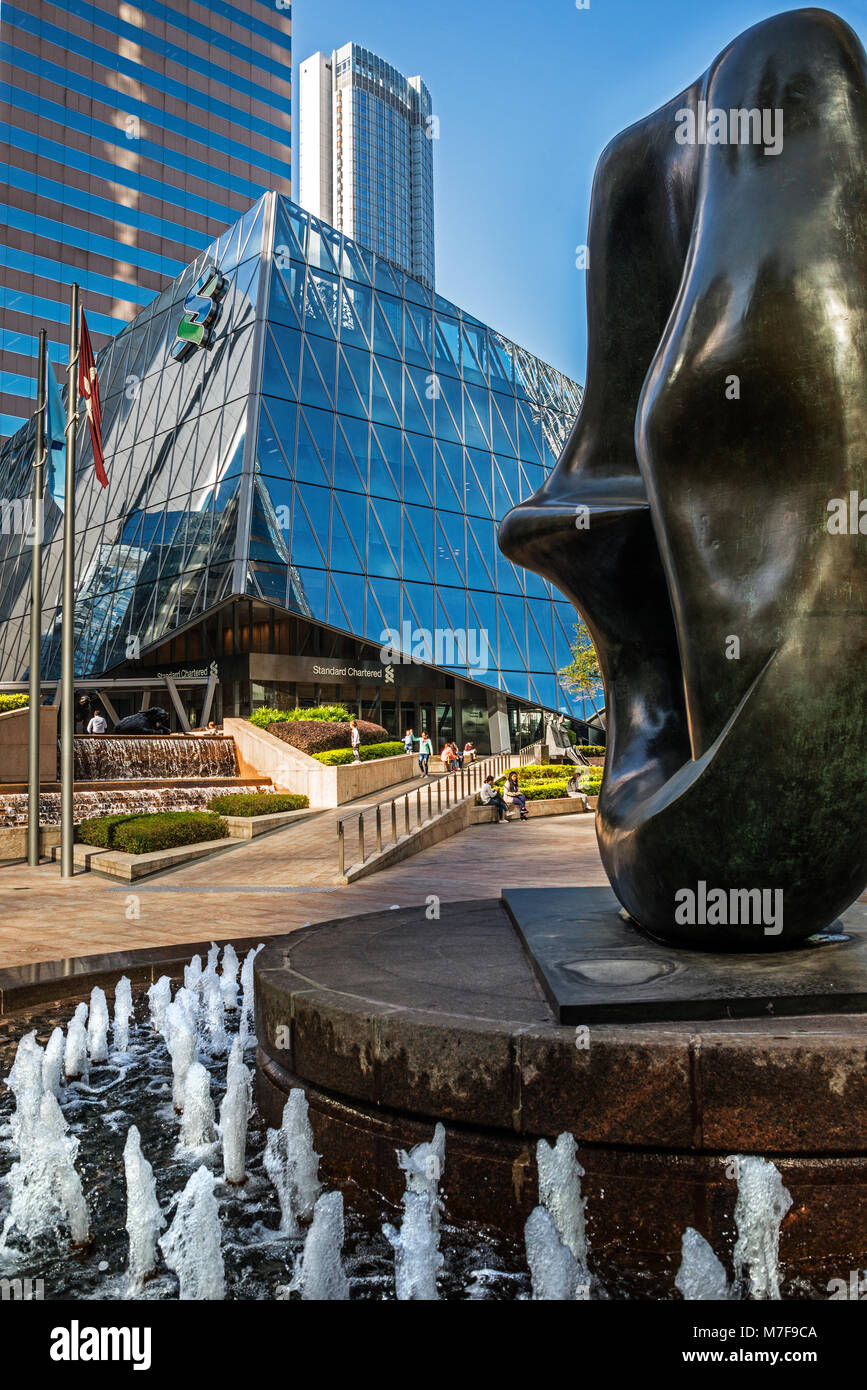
[{"left": 558, "top": 622, "right": 603, "bottom": 716}]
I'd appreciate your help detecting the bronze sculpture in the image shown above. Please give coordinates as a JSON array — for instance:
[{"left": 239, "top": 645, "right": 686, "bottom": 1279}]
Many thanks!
[{"left": 500, "top": 8, "right": 867, "bottom": 949}]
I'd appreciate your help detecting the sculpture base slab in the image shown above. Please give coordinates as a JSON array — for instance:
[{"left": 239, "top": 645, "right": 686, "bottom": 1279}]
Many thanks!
[{"left": 502, "top": 886, "right": 867, "bottom": 1024}]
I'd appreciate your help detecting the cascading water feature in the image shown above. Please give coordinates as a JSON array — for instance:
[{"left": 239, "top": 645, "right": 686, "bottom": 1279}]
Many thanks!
[
  {"left": 124, "top": 1125, "right": 165, "bottom": 1295},
  {"left": 263, "top": 1089, "right": 322, "bottom": 1236},
  {"left": 73, "top": 736, "right": 239, "bottom": 782},
  {"left": 158, "top": 1165, "right": 225, "bottom": 1300},
  {"left": 383, "top": 1124, "right": 446, "bottom": 1300}
]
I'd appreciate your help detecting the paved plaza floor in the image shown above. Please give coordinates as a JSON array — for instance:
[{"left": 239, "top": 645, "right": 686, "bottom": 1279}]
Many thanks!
[{"left": 0, "top": 783, "right": 609, "bottom": 968}]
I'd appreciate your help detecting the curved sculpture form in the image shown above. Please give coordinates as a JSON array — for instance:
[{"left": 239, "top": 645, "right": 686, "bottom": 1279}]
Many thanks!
[{"left": 500, "top": 8, "right": 867, "bottom": 949}]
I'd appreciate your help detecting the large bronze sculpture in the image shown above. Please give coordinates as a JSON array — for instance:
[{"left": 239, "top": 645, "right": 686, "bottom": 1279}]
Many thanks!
[{"left": 500, "top": 8, "right": 867, "bottom": 949}]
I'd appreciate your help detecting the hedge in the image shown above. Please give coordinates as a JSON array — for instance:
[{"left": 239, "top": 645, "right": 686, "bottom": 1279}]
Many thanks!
[
  {"left": 249, "top": 704, "right": 351, "bottom": 728},
  {"left": 78, "top": 813, "right": 142, "bottom": 848},
  {"left": 314, "top": 741, "right": 405, "bottom": 766},
  {"left": 0, "top": 693, "right": 29, "bottom": 713},
  {"left": 78, "top": 810, "right": 227, "bottom": 854},
  {"left": 267, "top": 717, "right": 389, "bottom": 756},
  {"left": 503, "top": 764, "right": 570, "bottom": 781},
  {"left": 576, "top": 745, "right": 606, "bottom": 756},
  {"left": 112, "top": 811, "right": 228, "bottom": 855},
  {"left": 207, "top": 792, "right": 309, "bottom": 816}
]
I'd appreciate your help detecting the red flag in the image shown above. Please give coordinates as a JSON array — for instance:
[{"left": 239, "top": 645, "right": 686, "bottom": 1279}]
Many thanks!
[{"left": 78, "top": 309, "right": 108, "bottom": 487}]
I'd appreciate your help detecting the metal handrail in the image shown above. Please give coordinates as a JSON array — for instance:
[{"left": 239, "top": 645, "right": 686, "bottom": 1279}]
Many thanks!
[{"left": 336, "top": 741, "right": 537, "bottom": 876}]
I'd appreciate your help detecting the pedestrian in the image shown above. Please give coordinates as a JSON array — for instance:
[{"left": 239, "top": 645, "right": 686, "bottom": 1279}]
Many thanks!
[
  {"left": 418, "top": 733, "right": 432, "bottom": 777},
  {"left": 480, "top": 775, "right": 511, "bottom": 822},
  {"left": 403, "top": 728, "right": 415, "bottom": 755},
  {"left": 504, "top": 770, "right": 529, "bottom": 820},
  {"left": 350, "top": 718, "right": 362, "bottom": 763},
  {"left": 87, "top": 708, "right": 108, "bottom": 734}
]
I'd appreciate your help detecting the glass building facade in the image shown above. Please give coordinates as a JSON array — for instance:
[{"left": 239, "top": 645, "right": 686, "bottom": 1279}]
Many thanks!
[
  {"left": 0, "top": 0, "right": 292, "bottom": 442},
  {"left": 0, "top": 193, "right": 588, "bottom": 748}
]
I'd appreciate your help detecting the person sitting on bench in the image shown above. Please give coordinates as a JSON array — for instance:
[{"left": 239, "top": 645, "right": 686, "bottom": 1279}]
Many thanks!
[{"left": 480, "top": 775, "right": 511, "bottom": 822}]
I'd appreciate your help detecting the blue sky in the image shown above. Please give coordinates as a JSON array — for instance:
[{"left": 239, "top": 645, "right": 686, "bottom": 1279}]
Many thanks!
[{"left": 293, "top": 1, "right": 867, "bottom": 386}]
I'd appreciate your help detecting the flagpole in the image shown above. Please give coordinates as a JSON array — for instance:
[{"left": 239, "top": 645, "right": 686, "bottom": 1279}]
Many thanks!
[
  {"left": 26, "top": 329, "right": 47, "bottom": 866},
  {"left": 60, "top": 286, "right": 80, "bottom": 879}
]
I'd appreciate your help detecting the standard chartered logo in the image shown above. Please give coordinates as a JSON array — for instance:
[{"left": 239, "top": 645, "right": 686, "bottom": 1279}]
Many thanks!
[{"left": 171, "top": 263, "right": 227, "bottom": 362}]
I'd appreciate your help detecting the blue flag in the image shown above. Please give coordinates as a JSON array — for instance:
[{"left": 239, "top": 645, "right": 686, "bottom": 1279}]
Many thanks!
[{"left": 45, "top": 358, "right": 66, "bottom": 512}]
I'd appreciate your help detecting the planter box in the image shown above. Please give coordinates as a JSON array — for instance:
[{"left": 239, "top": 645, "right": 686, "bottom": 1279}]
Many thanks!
[
  {"left": 0, "top": 704, "right": 57, "bottom": 784},
  {"left": 225, "top": 718, "right": 416, "bottom": 807}
]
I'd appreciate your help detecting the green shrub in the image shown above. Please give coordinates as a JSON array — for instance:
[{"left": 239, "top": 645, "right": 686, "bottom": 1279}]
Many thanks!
[
  {"left": 249, "top": 704, "right": 351, "bottom": 728},
  {"left": 576, "top": 745, "right": 606, "bottom": 756},
  {"left": 110, "top": 811, "right": 228, "bottom": 855},
  {"left": 207, "top": 792, "right": 309, "bottom": 816},
  {"left": 0, "top": 693, "right": 29, "bottom": 713},
  {"left": 503, "top": 764, "right": 569, "bottom": 781},
  {"left": 78, "top": 813, "right": 142, "bottom": 848},
  {"left": 314, "top": 741, "right": 405, "bottom": 766}
]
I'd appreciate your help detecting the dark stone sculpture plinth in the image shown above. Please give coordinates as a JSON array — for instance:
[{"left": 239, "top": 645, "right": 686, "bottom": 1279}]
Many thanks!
[
  {"left": 498, "top": 8, "right": 867, "bottom": 948},
  {"left": 503, "top": 887, "right": 867, "bottom": 1024}
]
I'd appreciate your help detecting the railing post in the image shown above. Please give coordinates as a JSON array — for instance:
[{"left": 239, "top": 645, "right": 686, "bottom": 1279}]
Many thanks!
[
  {"left": 391, "top": 800, "right": 398, "bottom": 845},
  {"left": 427, "top": 783, "right": 432, "bottom": 820},
  {"left": 357, "top": 813, "right": 364, "bottom": 865},
  {"left": 376, "top": 805, "right": 382, "bottom": 854},
  {"left": 437, "top": 780, "right": 442, "bottom": 814},
  {"left": 404, "top": 794, "right": 410, "bottom": 835},
  {"left": 416, "top": 787, "right": 421, "bottom": 825},
  {"left": 338, "top": 820, "right": 345, "bottom": 877},
  {"left": 445, "top": 777, "right": 450, "bottom": 809}
]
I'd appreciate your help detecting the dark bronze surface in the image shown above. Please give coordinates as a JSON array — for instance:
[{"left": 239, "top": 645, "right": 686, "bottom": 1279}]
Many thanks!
[{"left": 499, "top": 9, "right": 867, "bottom": 948}]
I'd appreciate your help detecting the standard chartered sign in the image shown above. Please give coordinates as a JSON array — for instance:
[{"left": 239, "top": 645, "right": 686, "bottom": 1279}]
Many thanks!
[{"left": 171, "top": 263, "right": 227, "bottom": 361}]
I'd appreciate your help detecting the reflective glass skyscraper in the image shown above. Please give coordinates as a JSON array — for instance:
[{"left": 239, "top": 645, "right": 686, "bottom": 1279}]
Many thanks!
[
  {"left": 299, "top": 43, "right": 435, "bottom": 289},
  {"left": 0, "top": 0, "right": 292, "bottom": 442},
  {"left": 0, "top": 193, "right": 589, "bottom": 749}
]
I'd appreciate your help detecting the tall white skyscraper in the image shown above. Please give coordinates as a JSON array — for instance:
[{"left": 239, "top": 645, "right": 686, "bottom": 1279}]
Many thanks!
[{"left": 299, "top": 43, "right": 435, "bottom": 289}]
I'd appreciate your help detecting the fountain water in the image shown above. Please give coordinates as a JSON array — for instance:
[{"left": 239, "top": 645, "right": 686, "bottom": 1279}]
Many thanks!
[
  {"left": 220, "top": 944, "right": 240, "bottom": 1012},
  {"left": 536, "top": 1132, "right": 588, "bottom": 1270},
  {"left": 183, "top": 956, "right": 203, "bottom": 998},
  {"left": 147, "top": 976, "right": 172, "bottom": 1034},
  {"left": 291, "top": 1191, "right": 350, "bottom": 1301},
  {"left": 42, "top": 1027, "right": 64, "bottom": 1100},
  {"left": 6, "top": 1031, "right": 44, "bottom": 1153},
  {"left": 164, "top": 1001, "right": 197, "bottom": 1112},
  {"left": 383, "top": 1124, "right": 446, "bottom": 1300},
  {"left": 262, "top": 1089, "right": 322, "bottom": 1235},
  {"left": 238, "top": 944, "right": 264, "bottom": 1046},
  {"left": 64, "top": 1004, "right": 89, "bottom": 1081},
  {"left": 123, "top": 1125, "right": 165, "bottom": 1294},
  {"left": 675, "top": 1228, "right": 732, "bottom": 1300},
  {"left": 179, "top": 1062, "right": 217, "bottom": 1151},
  {"left": 113, "top": 977, "right": 133, "bottom": 1054},
  {"left": 159, "top": 1164, "right": 225, "bottom": 1300},
  {"left": 219, "top": 1037, "right": 250, "bottom": 1184},
  {"left": 203, "top": 976, "right": 227, "bottom": 1057},
  {"left": 1, "top": 1091, "right": 90, "bottom": 1250},
  {"left": 524, "top": 1206, "right": 587, "bottom": 1300},
  {"left": 733, "top": 1155, "right": 792, "bottom": 1300},
  {"left": 87, "top": 987, "right": 110, "bottom": 1064}
]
